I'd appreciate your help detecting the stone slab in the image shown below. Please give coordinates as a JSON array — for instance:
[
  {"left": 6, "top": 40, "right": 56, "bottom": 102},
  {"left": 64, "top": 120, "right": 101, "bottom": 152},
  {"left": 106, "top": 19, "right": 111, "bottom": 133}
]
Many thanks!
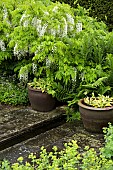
[
  {"left": 0, "top": 106, "right": 66, "bottom": 151},
  {"left": 0, "top": 121, "right": 104, "bottom": 164}
]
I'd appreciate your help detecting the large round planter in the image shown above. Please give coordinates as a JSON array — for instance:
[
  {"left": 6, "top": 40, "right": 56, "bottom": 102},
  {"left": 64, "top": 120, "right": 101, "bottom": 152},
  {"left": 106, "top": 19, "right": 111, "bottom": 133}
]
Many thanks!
[
  {"left": 78, "top": 99, "right": 113, "bottom": 133},
  {"left": 28, "top": 86, "right": 56, "bottom": 112}
]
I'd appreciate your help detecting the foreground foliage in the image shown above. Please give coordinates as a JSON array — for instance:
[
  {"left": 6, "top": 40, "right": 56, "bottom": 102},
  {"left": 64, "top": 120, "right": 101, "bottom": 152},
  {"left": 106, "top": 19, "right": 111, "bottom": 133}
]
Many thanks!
[{"left": 1, "top": 123, "right": 113, "bottom": 169}]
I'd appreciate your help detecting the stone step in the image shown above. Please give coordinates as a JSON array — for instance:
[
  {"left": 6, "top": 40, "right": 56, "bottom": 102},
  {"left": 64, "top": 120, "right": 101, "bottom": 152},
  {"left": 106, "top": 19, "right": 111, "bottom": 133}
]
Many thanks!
[
  {"left": 0, "top": 120, "right": 104, "bottom": 164},
  {"left": 0, "top": 106, "right": 66, "bottom": 151}
]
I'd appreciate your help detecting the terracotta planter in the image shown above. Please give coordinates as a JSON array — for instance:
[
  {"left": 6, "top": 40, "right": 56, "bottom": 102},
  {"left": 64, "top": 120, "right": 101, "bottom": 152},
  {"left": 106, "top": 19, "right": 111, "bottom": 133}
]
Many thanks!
[
  {"left": 28, "top": 86, "right": 56, "bottom": 112},
  {"left": 78, "top": 99, "right": 113, "bottom": 133}
]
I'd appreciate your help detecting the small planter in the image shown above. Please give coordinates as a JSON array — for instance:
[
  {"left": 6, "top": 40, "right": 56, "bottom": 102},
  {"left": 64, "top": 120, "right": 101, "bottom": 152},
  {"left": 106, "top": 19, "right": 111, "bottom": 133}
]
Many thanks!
[
  {"left": 78, "top": 99, "right": 113, "bottom": 133},
  {"left": 28, "top": 86, "right": 56, "bottom": 112}
]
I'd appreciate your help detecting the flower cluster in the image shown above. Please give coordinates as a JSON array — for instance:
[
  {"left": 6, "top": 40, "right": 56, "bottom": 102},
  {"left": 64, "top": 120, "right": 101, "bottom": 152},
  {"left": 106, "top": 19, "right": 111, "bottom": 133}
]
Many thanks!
[
  {"left": 19, "top": 67, "right": 28, "bottom": 82},
  {"left": 0, "top": 40, "right": 6, "bottom": 51},
  {"left": 14, "top": 43, "right": 27, "bottom": 59},
  {"left": 66, "top": 14, "right": 74, "bottom": 31},
  {"left": 20, "top": 13, "right": 30, "bottom": 27},
  {"left": 62, "top": 17, "right": 68, "bottom": 37},
  {"left": 3, "top": 7, "right": 11, "bottom": 25},
  {"left": 32, "top": 63, "right": 37, "bottom": 74},
  {"left": 46, "top": 57, "right": 51, "bottom": 67},
  {"left": 72, "top": 67, "right": 77, "bottom": 82},
  {"left": 3, "top": 8, "right": 8, "bottom": 20},
  {"left": 76, "top": 21, "right": 82, "bottom": 32},
  {"left": 31, "top": 7, "right": 75, "bottom": 38}
]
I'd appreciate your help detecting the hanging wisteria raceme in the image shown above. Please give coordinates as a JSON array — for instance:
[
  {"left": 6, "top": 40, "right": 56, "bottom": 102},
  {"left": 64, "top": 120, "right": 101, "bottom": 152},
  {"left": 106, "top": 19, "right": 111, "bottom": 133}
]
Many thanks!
[
  {"left": 72, "top": 67, "right": 77, "bottom": 82},
  {"left": 3, "top": 8, "right": 8, "bottom": 20},
  {"left": 52, "top": 6, "right": 58, "bottom": 13},
  {"left": 50, "top": 28, "right": 56, "bottom": 37},
  {"left": 23, "top": 20, "right": 29, "bottom": 27},
  {"left": 62, "top": 17, "right": 68, "bottom": 37},
  {"left": 46, "top": 57, "right": 51, "bottom": 67},
  {"left": 57, "top": 25, "right": 61, "bottom": 35},
  {"left": 76, "top": 21, "right": 82, "bottom": 32},
  {"left": 20, "top": 13, "right": 27, "bottom": 23},
  {"left": 32, "top": 63, "right": 37, "bottom": 74},
  {"left": 14, "top": 43, "right": 18, "bottom": 56},
  {"left": 20, "top": 13, "right": 30, "bottom": 27},
  {"left": 3, "top": 7, "right": 11, "bottom": 25},
  {"left": 14, "top": 43, "right": 27, "bottom": 60},
  {"left": 32, "top": 17, "right": 42, "bottom": 34},
  {"left": 0, "top": 40, "right": 6, "bottom": 51},
  {"left": 52, "top": 45, "right": 57, "bottom": 53},
  {"left": 66, "top": 14, "right": 74, "bottom": 31},
  {"left": 39, "top": 23, "right": 48, "bottom": 37},
  {"left": 32, "top": 17, "right": 37, "bottom": 27},
  {"left": 81, "top": 72, "right": 85, "bottom": 81},
  {"left": 19, "top": 68, "right": 28, "bottom": 82},
  {"left": 44, "top": 11, "right": 49, "bottom": 16},
  {"left": 35, "top": 50, "right": 38, "bottom": 56}
]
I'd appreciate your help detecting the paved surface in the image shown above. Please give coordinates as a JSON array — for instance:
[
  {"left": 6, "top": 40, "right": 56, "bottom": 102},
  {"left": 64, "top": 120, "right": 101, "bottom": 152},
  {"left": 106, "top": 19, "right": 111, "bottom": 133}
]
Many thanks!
[
  {"left": 0, "top": 105, "right": 104, "bottom": 164},
  {"left": 0, "top": 104, "right": 66, "bottom": 150}
]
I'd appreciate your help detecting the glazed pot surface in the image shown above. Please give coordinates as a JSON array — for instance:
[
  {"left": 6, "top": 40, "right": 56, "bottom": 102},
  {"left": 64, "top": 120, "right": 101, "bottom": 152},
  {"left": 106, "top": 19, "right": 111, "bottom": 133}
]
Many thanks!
[
  {"left": 28, "top": 86, "right": 56, "bottom": 112},
  {"left": 78, "top": 99, "right": 113, "bottom": 133}
]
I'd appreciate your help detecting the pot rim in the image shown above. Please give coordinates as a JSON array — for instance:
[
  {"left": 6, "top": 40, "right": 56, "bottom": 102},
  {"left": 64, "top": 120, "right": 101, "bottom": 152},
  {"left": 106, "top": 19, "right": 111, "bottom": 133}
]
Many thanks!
[{"left": 78, "top": 99, "right": 113, "bottom": 111}]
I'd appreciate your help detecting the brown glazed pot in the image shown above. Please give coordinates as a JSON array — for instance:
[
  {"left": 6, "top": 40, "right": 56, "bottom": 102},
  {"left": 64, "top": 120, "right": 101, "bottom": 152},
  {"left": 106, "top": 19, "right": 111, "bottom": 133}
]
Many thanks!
[
  {"left": 78, "top": 99, "right": 113, "bottom": 133},
  {"left": 28, "top": 86, "right": 56, "bottom": 112}
]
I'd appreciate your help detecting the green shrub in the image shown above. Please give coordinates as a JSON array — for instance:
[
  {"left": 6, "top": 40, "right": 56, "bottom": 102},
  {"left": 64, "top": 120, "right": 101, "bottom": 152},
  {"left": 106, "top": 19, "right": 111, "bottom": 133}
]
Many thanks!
[
  {"left": 1, "top": 0, "right": 113, "bottom": 107},
  {"left": 7, "top": 1, "right": 110, "bottom": 101},
  {"left": 0, "top": 78, "right": 28, "bottom": 105}
]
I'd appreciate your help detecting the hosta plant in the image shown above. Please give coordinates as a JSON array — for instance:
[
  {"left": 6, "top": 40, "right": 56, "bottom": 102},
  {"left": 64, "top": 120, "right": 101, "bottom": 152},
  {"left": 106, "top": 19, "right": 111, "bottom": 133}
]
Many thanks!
[
  {"left": 28, "top": 77, "right": 57, "bottom": 96},
  {"left": 84, "top": 93, "right": 113, "bottom": 108}
]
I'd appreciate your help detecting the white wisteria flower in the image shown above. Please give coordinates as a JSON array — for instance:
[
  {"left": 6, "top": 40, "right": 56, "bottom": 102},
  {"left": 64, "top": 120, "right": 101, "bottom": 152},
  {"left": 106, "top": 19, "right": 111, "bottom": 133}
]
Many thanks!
[
  {"left": 52, "top": 45, "right": 57, "bottom": 53},
  {"left": 39, "top": 23, "right": 48, "bottom": 37},
  {"left": 66, "top": 14, "right": 74, "bottom": 31},
  {"left": 36, "top": 20, "right": 42, "bottom": 34},
  {"left": 3, "top": 8, "right": 8, "bottom": 20},
  {"left": 62, "top": 17, "right": 68, "bottom": 37},
  {"left": 23, "top": 20, "right": 29, "bottom": 27},
  {"left": 32, "top": 63, "right": 37, "bottom": 74},
  {"left": 20, "top": 13, "right": 27, "bottom": 23},
  {"left": 52, "top": 6, "right": 58, "bottom": 13},
  {"left": 20, "top": 12, "right": 30, "bottom": 27},
  {"left": 76, "top": 21, "right": 82, "bottom": 32},
  {"left": 72, "top": 67, "right": 77, "bottom": 82},
  {"left": 46, "top": 57, "right": 51, "bottom": 67},
  {"left": 32, "top": 17, "right": 42, "bottom": 34},
  {"left": 14, "top": 43, "right": 27, "bottom": 59},
  {"left": 57, "top": 25, "right": 61, "bottom": 35},
  {"left": 44, "top": 11, "right": 49, "bottom": 16},
  {"left": 0, "top": 40, "right": 6, "bottom": 51},
  {"left": 81, "top": 72, "right": 85, "bottom": 81},
  {"left": 19, "top": 68, "right": 28, "bottom": 82},
  {"left": 3, "top": 7, "right": 11, "bottom": 25},
  {"left": 35, "top": 50, "right": 38, "bottom": 56},
  {"left": 50, "top": 28, "right": 56, "bottom": 37}
]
